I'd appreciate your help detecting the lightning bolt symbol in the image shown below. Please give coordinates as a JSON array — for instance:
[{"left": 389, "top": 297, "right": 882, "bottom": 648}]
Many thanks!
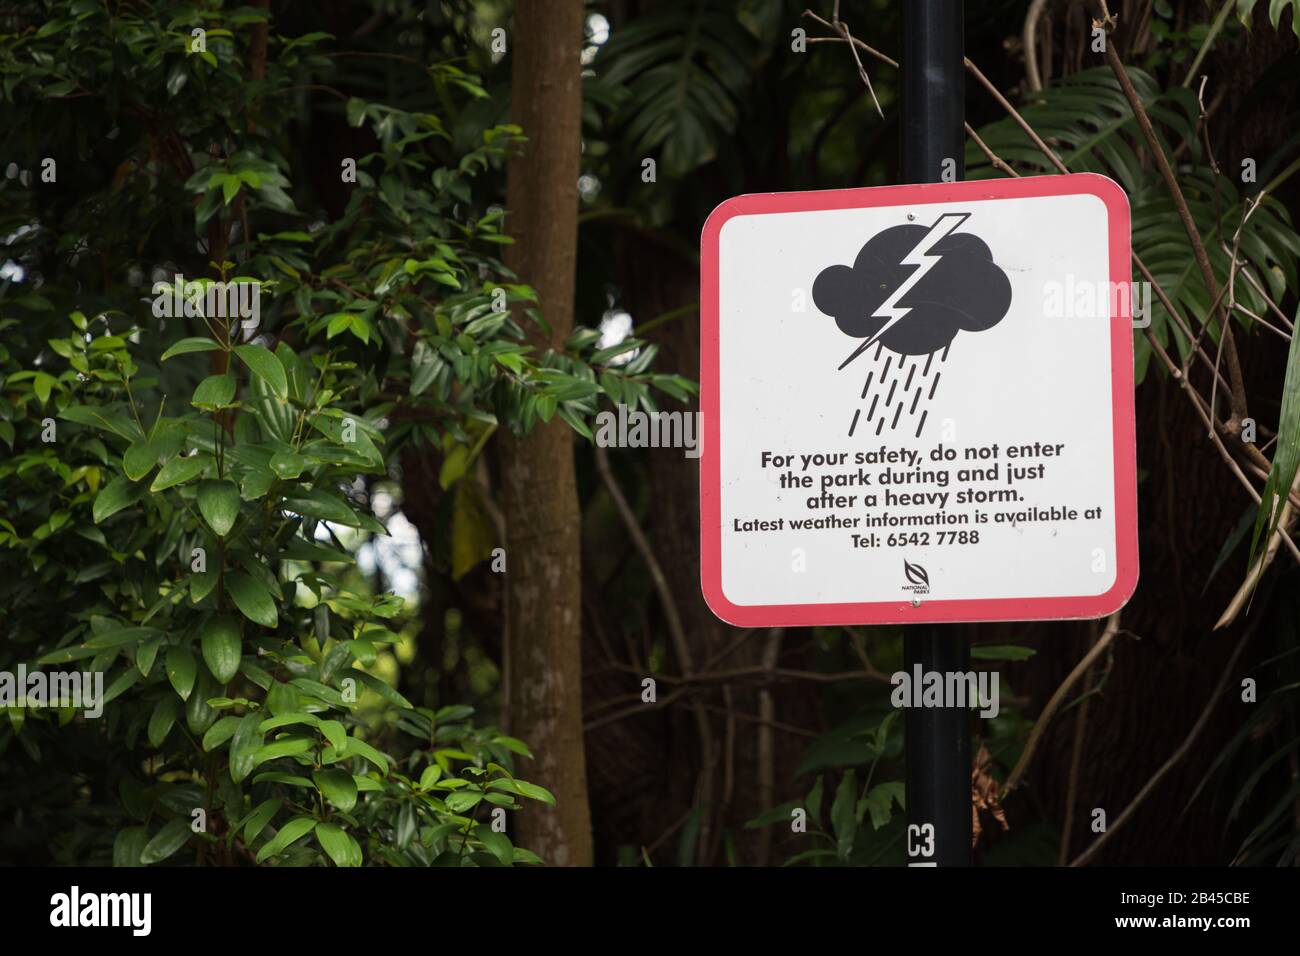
[{"left": 837, "top": 212, "right": 971, "bottom": 371}]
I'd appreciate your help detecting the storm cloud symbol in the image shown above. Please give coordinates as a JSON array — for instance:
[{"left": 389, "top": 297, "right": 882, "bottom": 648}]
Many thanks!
[
  {"left": 810, "top": 213, "right": 1012, "bottom": 438},
  {"left": 812, "top": 216, "right": 1012, "bottom": 357}
]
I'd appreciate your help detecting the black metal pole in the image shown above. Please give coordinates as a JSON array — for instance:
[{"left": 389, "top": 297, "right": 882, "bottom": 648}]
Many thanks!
[{"left": 901, "top": 0, "right": 973, "bottom": 867}]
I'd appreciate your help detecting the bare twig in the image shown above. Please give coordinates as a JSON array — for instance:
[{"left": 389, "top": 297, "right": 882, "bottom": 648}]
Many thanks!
[
  {"left": 966, "top": 122, "right": 1020, "bottom": 177},
  {"left": 1234, "top": 261, "right": 1296, "bottom": 332},
  {"left": 703, "top": 701, "right": 815, "bottom": 738},
  {"left": 583, "top": 684, "right": 696, "bottom": 732},
  {"left": 1002, "top": 614, "right": 1121, "bottom": 797},
  {"left": 963, "top": 56, "right": 1070, "bottom": 173},
  {"left": 1140, "top": 326, "right": 1300, "bottom": 565},
  {"left": 1059, "top": 650, "right": 1099, "bottom": 866},
  {"left": 1133, "top": 254, "right": 1234, "bottom": 398},
  {"left": 1095, "top": 6, "right": 1249, "bottom": 426},
  {"left": 1205, "top": 195, "right": 1264, "bottom": 430},
  {"left": 1181, "top": 0, "right": 1236, "bottom": 88},
  {"left": 824, "top": 2, "right": 883, "bottom": 116},
  {"left": 1216, "top": 474, "right": 1300, "bottom": 628},
  {"left": 803, "top": 10, "right": 897, "bottom": 67},
  {"left": 1070, "top": 607, "right": 1262, "bottom": 866},
  {"left": 1023, "top": 0, "right": 1052, "bottom": 92}
]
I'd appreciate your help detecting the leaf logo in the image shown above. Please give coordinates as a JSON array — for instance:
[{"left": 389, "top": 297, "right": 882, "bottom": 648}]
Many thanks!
[{"left": 903, "top": 560, "right": 930, "bottom": 588}]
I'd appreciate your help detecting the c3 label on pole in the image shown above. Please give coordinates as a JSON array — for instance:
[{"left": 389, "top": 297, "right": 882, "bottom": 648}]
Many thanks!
[{"left": 699, "top": 173, "right": 1138, "bottom": 627}]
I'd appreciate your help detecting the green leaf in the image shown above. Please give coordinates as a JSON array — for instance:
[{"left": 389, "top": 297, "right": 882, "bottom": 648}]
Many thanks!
[
  {"left": 221, "top": 175, "right": 241, "bottom": 205},
  {"left": 186, "top": 670, "right": 219, "bottom": 734},
  {"left": 32, "top": 371, "right": 55, "bottom": 404},
  {"left": 831, "top": 770, "right": 857, "bottom": 861},
  {"left": 313, "top": 768, "right": 358, "bottom": 812},
  {"left": 147, "top": 696, "right": 181, "bottom": 747},
  {"left": 136, "top": 635, "right": 162, "bottom": 677},
  {"left": 1250, "top": 302, "right": 1300, "bottom": 568},
  {"left": 230, "top": 711, "right": 264, "bottom": 783},
  {"left": 85, "top": 625, "right": 161, "bottom": 649},
  {"left": 445, "top": 791, "right": 483, "bottom": 813},
  {"left": 502, "top": 779, "right": 555, "bottom": 806},
  {"left": 494, "top": 735, "right": 533, "bottom": 758},
  {"left": 743, "top": 799, "right": 802, "bottom": 830},
  {"left": 161, "top": 337, "right": 223, "bottom": 361},
  {"left": 281, "top": 489, "right": 362, "bottom": 526},
  {"left": 201, "top": 615, "right": 242, "bottom": 683},
  {"left": 123, "top": 440, "right": 158, "bottom": 481},
  {"left": 234, "top": 344, "right": 288, "bottom": 400},
  {"left": 265, "top": 680, "right": 299, "bottom": 715},
  {"left": 451, "top": 479, "right": 496, "bottom": 580},
  {"left": 255, "top": 815, "right": 317, "bottom": 863},
  {"left": 35, "top": 643, "right": 103, "bottom": 665},
  {"left": 191, "top": 563, "right": 219, "bottom": 604},
  {"left": 318, "top": 719, "right": 347, "bottom": 752},
  {"left": 438, "top": 444, "right": 470, "bottom": 490},
  {"left": 337, "top": 735, "right": 390, "bottom": 774},
  {"left": 326, "top": 313, "right": 353, "bottom": 339},
  {"left": 259, "top": 712, "right": 320, "bottom": 733},
  {"left": 113, "top": 825, "right": 149, "bottom": 867},
  {"left": 196, "top": 187, "right": 223, "bottom": 227},
  {"left": 59, "top": 404, "right": 143, "bottom": 442},
  {"left": 314, "top": 821, "right": 362, "bottom": 867},
  {"left": 252, "top": 772, "right": 314, "bottom": 788},
  {"left": 346, "top": 638, "right": 376, "bottom": 666},
  {"left": 202, "top": 715, "right": 240, "bottom": 751},
  {"left": 192, "top": 373, "right": 237, "bottom": 408},
  {"left": 419, "top": 765, "right": 443, "bottom": 790},
  {"left": 595, "top": 6, "right": 757, "bottom": 178},
  {"left": 93, "top": 475, "right": 145, "bottom": 523},
  {"left": 165, "top": 644, "right": 197, "bottom": 701},
  {"left": 806, "top": 777, "right": 824, "bottom": 829},
  {"left": 346, "top": 97, "right": 367, "bottom": 127},
  {"left": 249, "top": 369, "right": 293, "bottom": 442},
  {"left": 862, "top": 781, "right": 905, "bottom": 830},
  {"left": 252, "top": 736, "right": 314, "bottom": 767},
  {"left": 226, "top": 571, "right": 278, "bottom": 628},
  {"left": 476, "top": 827, "right": 514, "bottom": 866},
  {"left": 140, "top": 818, "right": 192, "bottom": 865},
  {"left": 150, "top": 453, "right": 213, "bottom": 492},
  {"left": 350, "top": 670, "right": 412, "bottom": 709},
  {"left": 269, "top": 450, "right": 308, "bottom": 479},
  {"left": 242, "top": 798, "right": 280, "bottom": 843},
  {"left": 280, "top": 537, "right": 354, "bottom": 564},
  {"left": 197, "top": 479, "right": 241, "bottom": 537}
]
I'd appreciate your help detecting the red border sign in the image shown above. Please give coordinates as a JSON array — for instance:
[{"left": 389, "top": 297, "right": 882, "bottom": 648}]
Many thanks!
[{"left": 699, "top": 173, "right": 1138, "bottom": 627}]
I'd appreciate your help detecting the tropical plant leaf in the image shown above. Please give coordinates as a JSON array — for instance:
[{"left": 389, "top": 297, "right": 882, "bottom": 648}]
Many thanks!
[{"left": 594, "top": 1, "right": 757, "bottom": 178}]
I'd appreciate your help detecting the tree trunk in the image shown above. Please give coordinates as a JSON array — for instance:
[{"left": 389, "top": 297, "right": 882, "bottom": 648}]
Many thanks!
[{"left": 497, "top": 0, "right": 593, "bottom": 866}]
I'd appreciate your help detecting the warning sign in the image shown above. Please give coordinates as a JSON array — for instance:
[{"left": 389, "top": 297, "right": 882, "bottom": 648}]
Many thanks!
[{"left": 699, "top": 173, "right": 1139, "bottom": 626}]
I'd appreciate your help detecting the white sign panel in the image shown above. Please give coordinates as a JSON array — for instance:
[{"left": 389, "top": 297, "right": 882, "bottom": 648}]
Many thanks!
[{"left": 700, "top": 174, "right": 1139, "bottom": 626}]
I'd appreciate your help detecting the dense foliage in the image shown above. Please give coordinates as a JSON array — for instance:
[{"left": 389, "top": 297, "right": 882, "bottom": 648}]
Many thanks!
[
  {"left": 0, "top": 0, "right": 688, "bottom": 865},
  {"left": 2, "top": 0, "right": 1299, "bottom": 867}
]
